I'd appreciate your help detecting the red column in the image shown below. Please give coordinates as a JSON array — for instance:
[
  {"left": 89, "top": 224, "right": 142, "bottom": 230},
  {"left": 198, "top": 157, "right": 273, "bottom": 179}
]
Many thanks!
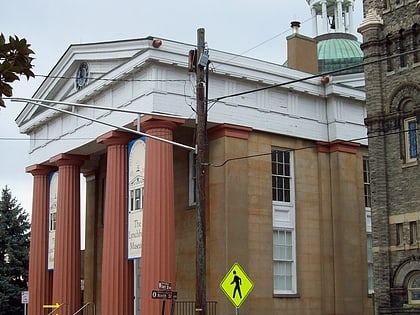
[
  {"left": 26, "top": 164, "right": 56, "bottom": 315},
  {"left": 97, "top": 130, "right": 137, "bottom": 315},
  {"left": 50, "top": 154, "right": 88, "bottom": 314},
  {"left": 140, "top": 118, "right": 177, "bottom": 315}
]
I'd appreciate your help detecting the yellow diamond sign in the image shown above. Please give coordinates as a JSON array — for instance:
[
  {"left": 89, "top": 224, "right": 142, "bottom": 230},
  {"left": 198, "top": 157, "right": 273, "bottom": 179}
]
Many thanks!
[{"left": 220, "top": 262, "right": 254, "bottom": 308}]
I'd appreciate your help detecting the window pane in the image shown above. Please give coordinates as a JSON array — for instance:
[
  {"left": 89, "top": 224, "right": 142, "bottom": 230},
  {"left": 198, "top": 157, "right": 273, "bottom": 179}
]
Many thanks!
[
  {"left": 408, "top": 120, "right": 418, "bottom": 159},
  {"left": 272, "top": 149, "right": 292, "bottom": 202},
  {"left": 273, "top": 261, "right": 293, "bottom": 291},
  {"left": 412, "top": 276, "right": 420, "bottom": 288},
  {"left": 412, "top": 291, "right": 420, "bottom": 300}
]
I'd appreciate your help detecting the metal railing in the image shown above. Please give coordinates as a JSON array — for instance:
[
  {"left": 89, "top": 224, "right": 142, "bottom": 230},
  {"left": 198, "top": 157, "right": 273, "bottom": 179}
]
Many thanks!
[
  {"left": 47, "top": 303, "right": 66, "bottom": 315},
  {"left": 175, "top": 301, "right": 217, "bottom": 315},
  {"left": 72, "top": 302, "right": 95, "bottom": 315}
]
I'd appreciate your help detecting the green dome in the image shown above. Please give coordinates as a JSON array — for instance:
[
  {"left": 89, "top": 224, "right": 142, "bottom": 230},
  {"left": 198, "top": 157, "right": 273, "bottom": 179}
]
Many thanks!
[{"left": 316, "top": 33, "right": 364, "bottom": 74}]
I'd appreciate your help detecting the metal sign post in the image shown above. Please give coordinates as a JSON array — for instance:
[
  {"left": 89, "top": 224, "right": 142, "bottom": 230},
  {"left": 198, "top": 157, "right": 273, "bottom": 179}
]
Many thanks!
[
  {"left": 21, "top": 291, "right": 29, "bottom": 315},
  {"left": 151, "top": 281, "right": 177, "bottom": 315}
]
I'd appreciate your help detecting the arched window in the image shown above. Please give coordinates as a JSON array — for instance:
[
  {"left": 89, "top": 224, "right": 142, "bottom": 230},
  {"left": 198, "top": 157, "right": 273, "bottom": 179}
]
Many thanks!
[{"left": 408, "top": 273, "right": 420, "bottom": 304}]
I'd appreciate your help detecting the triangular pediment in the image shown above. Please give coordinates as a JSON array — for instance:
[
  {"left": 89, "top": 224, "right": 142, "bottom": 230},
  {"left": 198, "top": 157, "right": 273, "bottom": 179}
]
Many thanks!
[{"left": 17, "top": 37, "right": 155, "bottom": 127}]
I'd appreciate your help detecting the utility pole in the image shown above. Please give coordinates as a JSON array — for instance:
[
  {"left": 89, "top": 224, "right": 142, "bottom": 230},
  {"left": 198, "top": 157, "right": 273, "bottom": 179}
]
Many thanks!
[{"left": 195, "top": 27, "right": 207, "bottom": 315}]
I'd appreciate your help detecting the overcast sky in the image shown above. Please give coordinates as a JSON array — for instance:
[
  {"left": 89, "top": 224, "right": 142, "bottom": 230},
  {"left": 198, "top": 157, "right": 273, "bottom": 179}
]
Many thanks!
[{"left": 1, "top": 0, "right": 364, "bottom": 216}]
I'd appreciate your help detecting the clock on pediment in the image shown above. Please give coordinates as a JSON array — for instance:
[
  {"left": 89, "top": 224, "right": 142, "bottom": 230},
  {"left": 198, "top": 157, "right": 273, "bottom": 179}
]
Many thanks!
[{"left": 75, "top": 62, "right": 89, "bottom": 90}]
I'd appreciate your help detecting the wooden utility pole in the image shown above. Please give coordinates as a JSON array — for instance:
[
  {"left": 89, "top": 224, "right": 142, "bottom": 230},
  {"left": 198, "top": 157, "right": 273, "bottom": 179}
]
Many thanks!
[{"left": 195, "top": 27, "right": 207, "bottom": 315}]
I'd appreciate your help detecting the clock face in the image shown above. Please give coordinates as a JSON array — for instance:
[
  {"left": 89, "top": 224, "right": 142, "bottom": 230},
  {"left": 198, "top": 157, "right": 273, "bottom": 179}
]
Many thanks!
[{"left": 75, "top": 62, "right": 89, "bottom": 90}]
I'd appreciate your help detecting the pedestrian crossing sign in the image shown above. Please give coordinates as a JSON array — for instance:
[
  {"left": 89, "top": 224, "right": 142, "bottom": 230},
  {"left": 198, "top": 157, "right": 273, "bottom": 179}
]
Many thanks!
[{"left": 220, "top": 262, "right": 254, "bottom": 308}]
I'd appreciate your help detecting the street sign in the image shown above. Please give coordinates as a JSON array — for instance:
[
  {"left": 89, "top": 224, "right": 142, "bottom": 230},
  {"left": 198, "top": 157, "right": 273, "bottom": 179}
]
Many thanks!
[
  {"left": 151, "top": 290, "right": 177, "bottom": 300},
  {"left": 220, "top": 262, "right": 254, "bottom": 308},
  {"left": 21, "top": 291, "right": 29, "bottom": 304},
  {"left": 158, "top": 280, "right": 172, "bottom": 290}
]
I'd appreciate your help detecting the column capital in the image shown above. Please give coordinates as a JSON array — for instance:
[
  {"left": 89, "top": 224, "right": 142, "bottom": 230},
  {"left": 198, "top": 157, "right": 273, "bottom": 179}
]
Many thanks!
[
  {"left": 139, "top": 115, "right": 184, "bottom": 132},
  {"left": 97, "top": 130, "right": 138, "bottom": 146},
  {"left": 26, "top": 164, "right": 57, "bottom": 176},
  {"left": 50, "top": 153, "right": 89, "bottom": 166}
]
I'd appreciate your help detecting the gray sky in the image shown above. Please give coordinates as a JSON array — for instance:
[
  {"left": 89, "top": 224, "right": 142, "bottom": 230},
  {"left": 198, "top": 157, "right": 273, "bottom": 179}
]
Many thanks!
[{"left": 1, "top": 0, "right": 364, "bottom": 215}]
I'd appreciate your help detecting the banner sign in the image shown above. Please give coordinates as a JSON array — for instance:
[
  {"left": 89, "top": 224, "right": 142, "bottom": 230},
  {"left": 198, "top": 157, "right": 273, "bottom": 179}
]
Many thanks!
[
  {"left": 48, "top": 171, "right": 59, "bottom": 270},
  {"left": 128, "top": 138, "right": 146, "bottom": 259}
]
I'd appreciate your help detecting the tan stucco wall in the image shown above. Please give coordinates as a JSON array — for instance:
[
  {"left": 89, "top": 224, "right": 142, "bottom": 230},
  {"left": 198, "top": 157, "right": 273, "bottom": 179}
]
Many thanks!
[{"left": 173, "top": 128, "right": 372, "bottom": 315}]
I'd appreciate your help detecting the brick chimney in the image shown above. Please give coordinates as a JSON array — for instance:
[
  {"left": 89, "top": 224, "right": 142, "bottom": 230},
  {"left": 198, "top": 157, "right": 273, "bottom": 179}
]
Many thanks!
[{"left": 286, "top": 21, "right": 318, "bottom": 74}]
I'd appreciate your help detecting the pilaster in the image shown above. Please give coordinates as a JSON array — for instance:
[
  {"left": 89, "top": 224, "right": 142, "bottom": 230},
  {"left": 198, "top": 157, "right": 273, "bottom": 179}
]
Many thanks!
[
  {"left": 97, "top": 130, "right": 138, "bottom": 315},
  {"left": 50, "top": 153, "right": 88, "bottom": 314},
  {"left": 140, "top": 118, "right": 178, "bottom": 315},
  {"left": 26, "top": 164, "right": 57, "bottom": 315}
]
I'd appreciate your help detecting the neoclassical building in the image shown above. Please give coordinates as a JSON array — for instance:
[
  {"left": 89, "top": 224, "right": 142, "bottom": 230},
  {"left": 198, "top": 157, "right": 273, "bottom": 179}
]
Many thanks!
[
  {"left": 358, "top": 0, "right": 420, "bottom": 313},
  {"left": 19, "top": 2, "right": 374, "bottom": 315}
]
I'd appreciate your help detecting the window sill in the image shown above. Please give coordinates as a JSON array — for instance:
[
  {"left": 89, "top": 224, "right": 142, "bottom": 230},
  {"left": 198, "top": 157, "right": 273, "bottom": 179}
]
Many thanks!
[
  {"left": 273, "top": 293, "right": 300, "bottom": 298},
  {"left": 402, "top": 160, "right": 418, "bottom": 168}
]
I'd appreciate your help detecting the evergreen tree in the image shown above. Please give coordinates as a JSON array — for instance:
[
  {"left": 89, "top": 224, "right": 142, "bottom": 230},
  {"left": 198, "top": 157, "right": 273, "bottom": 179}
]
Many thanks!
[{"left": 0, "top": 186, "right": 30, "bottom": 315}]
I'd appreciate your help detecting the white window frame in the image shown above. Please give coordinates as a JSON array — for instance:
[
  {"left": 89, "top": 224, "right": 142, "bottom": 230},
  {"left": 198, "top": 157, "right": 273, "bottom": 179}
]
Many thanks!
[
  {"left": 272, "top": 148, "right": 296, "bottom": 295},
  {"left": 366, "top": 210, "right": 374, "bottom": 294},
  {"left": 404, "top": 117, "right": 418, "bottom": 164},
  {"left": 363, "top": 157, "right": 374, "bottom": 294},
  {"left": 189, "top": 151, "right": 197, "bottom": 206}
]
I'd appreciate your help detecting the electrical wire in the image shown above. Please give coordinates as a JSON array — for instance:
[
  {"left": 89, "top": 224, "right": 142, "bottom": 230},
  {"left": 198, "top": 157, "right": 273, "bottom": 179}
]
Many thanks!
[
  {"left": 211, "top": 16, "right": 313, "bottom": 70},
  {"left": 208, "top": 48, "right": 420, "bottom": 104},
  {"left": 35, "top": 74, "right": 188, "bottom": 83},
  {"left": 210, "top": 127, "right": 420, "bottom": 167}
]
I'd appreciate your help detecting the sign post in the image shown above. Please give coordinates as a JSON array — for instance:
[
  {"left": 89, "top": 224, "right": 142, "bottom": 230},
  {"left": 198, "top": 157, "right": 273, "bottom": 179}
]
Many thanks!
[
  {"left": 151, "top": 281, "right": 177, "bottom": 315},
  {"left": 21, "top": 291, "right": 29, "bottom": 315},
  {"left": 220, "top": 262, "right": 254, "bottom": 314}
]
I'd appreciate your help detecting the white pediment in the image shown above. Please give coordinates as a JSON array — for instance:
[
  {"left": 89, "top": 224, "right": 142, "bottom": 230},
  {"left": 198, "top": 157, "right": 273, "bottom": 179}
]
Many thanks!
[{"left": 17, "top": 37, "right": 157, "bottom": 128}]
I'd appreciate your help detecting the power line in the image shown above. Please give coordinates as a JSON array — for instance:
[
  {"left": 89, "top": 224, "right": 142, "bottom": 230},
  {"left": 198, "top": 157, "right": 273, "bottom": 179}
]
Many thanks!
[
  {"left": 212, "top": 16, "right": 313, "bottom": 69},
  {"left": 210, "top": 127, "right": 420, "bottom": 167},
  {"left": 209, "top": 48, "right": 420, "bottom": 103},
  {"left": 35, "top": 74, "right": 188, "bottom": 83}
]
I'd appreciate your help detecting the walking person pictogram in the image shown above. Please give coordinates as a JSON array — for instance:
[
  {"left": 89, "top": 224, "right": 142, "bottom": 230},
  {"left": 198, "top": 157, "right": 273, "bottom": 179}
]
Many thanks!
[{"left": 230, "top": 270, "right": 242, "bottom": 299}]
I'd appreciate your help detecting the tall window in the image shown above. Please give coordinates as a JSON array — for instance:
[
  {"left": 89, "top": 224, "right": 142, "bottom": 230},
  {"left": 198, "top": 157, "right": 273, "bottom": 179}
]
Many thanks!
[
  {"left": 363, "top": 158, "right": 371, "bottom": 209},
  {"left": 386, "top": 35, "right": 393, "bottom": 72},
  {"left": 364, "top": 157, "right": 374, "bottom": 293},
  {"left": 272, "top": 149, "right": 296, "bottom": 294},
  {"left": 396, "top": 223, "right": 404, "bottom": 246},
  {"left": 273, "top": 230, "right": 294, "bottom": 292},
  {"left": 272, "top": 150, "right": 291, "bottom": 202},
  {"left": 413, "top": 24, "right": 419, "bottom": 64},
  {"left": 398, "top": 30, "right": 407, "bottom": 68},
  {"left": 404, "top": 117, "right": 418, "bottom": 163},
  {"left": 410, "top": 221, "right": 418, "bottom": 244}
]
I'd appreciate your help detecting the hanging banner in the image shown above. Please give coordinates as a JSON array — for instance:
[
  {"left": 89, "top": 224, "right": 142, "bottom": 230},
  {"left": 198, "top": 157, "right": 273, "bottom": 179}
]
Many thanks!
[
  {"left": 128, "top": 137, "right": 146, "bottom": 259},
  {"left": 48, "top": 171, "right": 59, "bottom": 270}
]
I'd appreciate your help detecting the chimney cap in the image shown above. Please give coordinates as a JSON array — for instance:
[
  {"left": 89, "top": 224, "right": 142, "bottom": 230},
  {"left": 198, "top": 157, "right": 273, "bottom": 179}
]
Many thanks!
[
  {"left": 291, "top": 21, "right": 301, "bottom": 28},
  {"left": 291, "top": 21, "right": 301, "bottom": 34}
]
